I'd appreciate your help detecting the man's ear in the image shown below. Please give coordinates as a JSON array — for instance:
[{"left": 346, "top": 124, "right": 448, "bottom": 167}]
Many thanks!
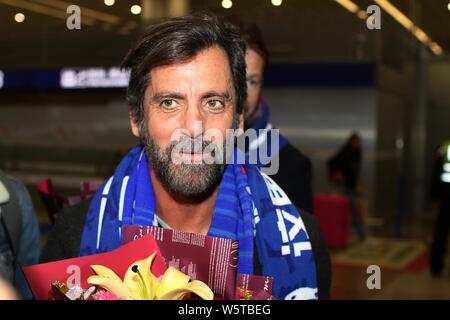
[{"left": 129, "top": 111, "right": 140, "bottom": 138}]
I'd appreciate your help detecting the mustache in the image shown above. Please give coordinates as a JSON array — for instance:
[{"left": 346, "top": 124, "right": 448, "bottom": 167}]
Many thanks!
[{"left": 168, "top": 136, "right": 218, "bottom": 154}]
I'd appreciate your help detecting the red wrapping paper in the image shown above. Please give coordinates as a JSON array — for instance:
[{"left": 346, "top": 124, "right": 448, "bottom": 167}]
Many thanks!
[{"left": 23, "top": 234, "right": 166, "bottom": 300}]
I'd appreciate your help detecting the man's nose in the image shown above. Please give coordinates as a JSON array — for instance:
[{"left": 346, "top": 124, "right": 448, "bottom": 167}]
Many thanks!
[{"left": 183, "top": 104, "right": 205, "bottom": 138}]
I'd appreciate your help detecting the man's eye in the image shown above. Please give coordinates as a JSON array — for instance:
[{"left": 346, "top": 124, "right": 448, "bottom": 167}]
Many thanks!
[
  {"left": 247, "top": 79, "right": 260, "bottom": 86},
  {"left": 161, "top": 99, "right": 177, "bottom": 109},
  {"left": 207, "top": 99, "right": 224, "bottom": 109}
]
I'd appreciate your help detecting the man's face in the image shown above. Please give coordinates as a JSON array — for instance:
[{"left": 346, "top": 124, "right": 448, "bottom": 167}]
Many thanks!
[
  {"left": 130, "top": 46, "right": 238, "bottom": 197},
  {"left": 243, "top": 48, "right": 265, "bottom": 119}
]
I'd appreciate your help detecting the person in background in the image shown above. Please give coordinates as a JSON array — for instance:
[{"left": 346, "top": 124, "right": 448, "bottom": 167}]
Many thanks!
[
  {"left": 328, "top": 133, "right": 366, "bottom": 241},
  {"left": 0, "top": 170, "right": 40, "bottom": 299},
  {"left": 238, "top": 23, "right": 314, "bottom": 214},
  {"left": 430, "top": 140, "right": 450, "bottom": 276}
]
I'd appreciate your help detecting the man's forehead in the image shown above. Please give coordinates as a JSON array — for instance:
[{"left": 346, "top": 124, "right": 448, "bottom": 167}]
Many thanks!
[{"left": 146, "top": 46, "right": 234, "bottom": 95}]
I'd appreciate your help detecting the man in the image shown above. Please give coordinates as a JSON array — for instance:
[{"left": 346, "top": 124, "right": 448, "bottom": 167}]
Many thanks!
[
  {"left": 239, "top": 23, "right": 314, "bottom": 214},
  {"left": 0, "top": 170, "right": 40, "bottom": 299},
  {"left": 430, "top": 140, "right": 450, "bottom": 276},
  {"left": 42, "top": 13, "right": 330, "bottom": 300}
]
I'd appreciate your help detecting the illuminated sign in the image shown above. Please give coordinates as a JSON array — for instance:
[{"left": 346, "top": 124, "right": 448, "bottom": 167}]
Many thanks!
[
  {"left": 60, "top": 67, "right": 130, "bottom": 88},
  {"left": 441, "top": 143, "right": 450, "bottom": 183},
  {"left": 0, "top": 63, "right": 375, "bottom": 90}
]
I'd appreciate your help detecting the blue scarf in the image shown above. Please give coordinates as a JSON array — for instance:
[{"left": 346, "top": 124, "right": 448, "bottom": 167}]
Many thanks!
[
  {"left": 79, "top": 146, "right": 318, "bottom": 300},
  {"left": 245, "top": 99, "right": 289, "bottom": 168}
]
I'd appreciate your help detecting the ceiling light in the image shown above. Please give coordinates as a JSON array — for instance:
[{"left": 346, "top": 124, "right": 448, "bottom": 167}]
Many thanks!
[
  {"left": 104, "top": 0, "right": 115, "bottom": 6},
  {"left": 221, "top": 0, "right": 232, "bottom": 9},
  {"left": 335, "top": 0, "right": 359, "bottom": 14},
  {"left": 271, "top": 0, "right": 282, "bottom": 6},
  {"left": 131, "top": 4, "right": 142, "bottom": 15},
  {"left": 374, "top": 0, "right": 444, "bottom": 56},
  {"left": 430, "top": 42, "right": 443, "bottom": 56},
  {"left": 14, "top": 12, "right": 25, "bottom": 22},
  {"left": 357, "top": 10, "right": 367, "bottom": 19},
  {"left": 2, "top": 0, "right": 124, "bottom": 26},
  {"left": 0, "top": 0, "right": 91, "bottom": 25}
]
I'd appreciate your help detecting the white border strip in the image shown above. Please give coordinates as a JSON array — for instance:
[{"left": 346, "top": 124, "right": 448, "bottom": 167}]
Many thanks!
[{"left": 96, "top": 176, "right": 113, "bottom": 250}]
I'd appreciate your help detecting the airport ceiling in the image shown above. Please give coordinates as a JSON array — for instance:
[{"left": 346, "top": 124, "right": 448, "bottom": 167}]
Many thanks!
[{"left": 0, "top": 0, "right": 449, "bottom": 68}]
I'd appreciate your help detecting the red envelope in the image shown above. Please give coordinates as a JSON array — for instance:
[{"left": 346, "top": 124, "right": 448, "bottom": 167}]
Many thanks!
[
  {"left": 23, "top": 234, "right": 166, "bottom": 300},
  {"left": 123, "top": 225, "right": 239, "bottom": 300}
]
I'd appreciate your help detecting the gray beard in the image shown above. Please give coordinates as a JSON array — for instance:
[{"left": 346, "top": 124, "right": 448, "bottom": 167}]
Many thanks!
[
  {"left": 145, "top": 138, "right": 226, "bottom": 199},
  {"left": 140, "top": 131, "right": 237, "bottom": 200}
]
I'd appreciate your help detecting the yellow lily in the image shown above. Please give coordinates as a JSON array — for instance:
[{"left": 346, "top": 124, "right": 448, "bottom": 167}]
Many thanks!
[
  {"left": 87, "top": 252, "right": 213, "bottom": 300},
  {"left": 155, "top": 266, "right": 214, "bottom": 300}
]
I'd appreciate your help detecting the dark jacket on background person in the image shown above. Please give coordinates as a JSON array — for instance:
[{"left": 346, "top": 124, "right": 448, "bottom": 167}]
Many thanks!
[
  {"left": 270, "top": 143, "right": 313, "bottom": 214},
  {"left": 41, "top": 197, "right": 331, "bottom": 299},
  {"left": 0, "top": 171, "right": 40, "bottom": 299},
  {"left": 327, "top": 134, "right": 362, "bottom": 192}
]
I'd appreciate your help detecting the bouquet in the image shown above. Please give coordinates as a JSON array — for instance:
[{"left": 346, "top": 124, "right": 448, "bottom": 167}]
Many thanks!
[
  {"left": 52, "top": 251, "right": 213, "bottom": 300},
  {"left": 23, "top": 226, "right": 275, "bottom": 300}
]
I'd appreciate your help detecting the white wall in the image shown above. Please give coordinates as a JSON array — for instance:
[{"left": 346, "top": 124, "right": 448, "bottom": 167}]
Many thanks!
[{"left": 0, "top": 100, "right": 137, "bottom": 148}]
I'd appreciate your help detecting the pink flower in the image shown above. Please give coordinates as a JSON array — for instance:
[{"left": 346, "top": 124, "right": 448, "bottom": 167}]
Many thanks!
[{"left": 94, "top": 290, "right": 124, "bottom": 300}]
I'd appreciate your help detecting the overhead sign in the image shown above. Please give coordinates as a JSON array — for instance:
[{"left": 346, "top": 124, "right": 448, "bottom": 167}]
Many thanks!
[{"left": 60, "top": 67, "right": 130, "bottom": 88}]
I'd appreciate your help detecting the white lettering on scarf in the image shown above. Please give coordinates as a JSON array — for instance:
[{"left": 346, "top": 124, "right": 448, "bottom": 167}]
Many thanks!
[
  {"left": 260, "top": 171, "right": 312, "bottom": 257},
  {"left": 276, "top": 209, "right": 311, "bottom": 257},
  {"left": 285, "top": 287, "right": 318, "bottom": 300},
  {"left": 260, "top": 172, "right": 291, "bottom": 207},
  {"left": 246, "top": 186, "right": 260, "bottom": 225}
]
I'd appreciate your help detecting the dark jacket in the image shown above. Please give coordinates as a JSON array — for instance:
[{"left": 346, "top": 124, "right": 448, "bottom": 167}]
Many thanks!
[
  {"left": 41, "top": 198, "right": 331, "bottom": 299},
  {"left": 328, "top": 135, "right": 361, "bottom": 192},
  {"left": 270, "top": 143, "right": 313, "bottom": 214},
  {"left": 0, "top": 173, "right": 40, "bottom": 299},
  {"left": 431, "top": 147, "right": 450, "bottom": 201}
]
